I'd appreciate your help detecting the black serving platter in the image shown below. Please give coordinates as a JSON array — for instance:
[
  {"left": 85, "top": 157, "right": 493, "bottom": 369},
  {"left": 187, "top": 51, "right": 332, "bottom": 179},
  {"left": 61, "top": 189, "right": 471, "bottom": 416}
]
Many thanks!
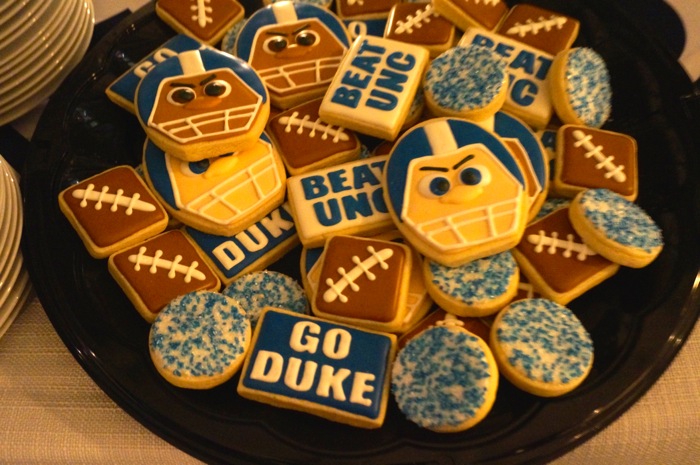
[{"left": 22, "top": 1, "right": 700, "bottom": 464}]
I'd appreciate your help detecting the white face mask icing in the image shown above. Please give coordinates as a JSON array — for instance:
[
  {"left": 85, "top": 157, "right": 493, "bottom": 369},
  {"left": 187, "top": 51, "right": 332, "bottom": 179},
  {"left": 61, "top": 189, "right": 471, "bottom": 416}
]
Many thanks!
[{"left": 257, "top": 56, "right": 344, "bottom": 93}]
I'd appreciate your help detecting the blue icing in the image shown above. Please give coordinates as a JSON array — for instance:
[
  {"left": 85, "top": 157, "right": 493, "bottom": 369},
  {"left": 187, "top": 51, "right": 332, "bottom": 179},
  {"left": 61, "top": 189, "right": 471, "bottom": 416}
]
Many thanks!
[
  {"left": 565, "top": 48, "right": 612, "bottom": 128},
  {"left": 423, "top": 45, "right": 507, "bottom": 112},
  {"left": 391, "top": 325, "right": 495, "bottom": 429},
  {"left": 241, "top": 309, "right": 393, "bottom": 420},
  {"left": 149, "top": 291, "right": 250, "bottom": 378},
  {"left": 578, "top": 189, "right": 663, "bottom": 252},
  {"left": 428, "top": 251, "right": 517, "bottom": 305},
  {"left": 493, "top": 111, "right": 547, "bottom": 190},
  {"left": 222, "top": 271, "right": 309, "bottom": 325},
  {"left": 495, "top": 299, "right": 593, "bottom": 385}
]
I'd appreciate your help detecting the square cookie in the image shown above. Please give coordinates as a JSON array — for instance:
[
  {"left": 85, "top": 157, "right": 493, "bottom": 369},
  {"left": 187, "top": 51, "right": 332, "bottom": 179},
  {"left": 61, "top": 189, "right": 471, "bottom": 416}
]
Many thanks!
[
  {"left": 108, "top": 229, "right": 221, "bottom": 322},
  {"left": 59, "top": 165, "right": 169, "bottom": 259}
]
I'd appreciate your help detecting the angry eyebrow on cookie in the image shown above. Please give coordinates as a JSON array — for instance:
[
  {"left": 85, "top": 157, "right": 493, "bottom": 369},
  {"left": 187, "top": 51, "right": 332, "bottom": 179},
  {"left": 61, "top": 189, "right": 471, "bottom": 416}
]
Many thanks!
[
  {"left": 452, "top": 154, "right": 475, "bottom": 170},
  {"left": 418, "top": 155, "right": 475, "bottom": 172}
]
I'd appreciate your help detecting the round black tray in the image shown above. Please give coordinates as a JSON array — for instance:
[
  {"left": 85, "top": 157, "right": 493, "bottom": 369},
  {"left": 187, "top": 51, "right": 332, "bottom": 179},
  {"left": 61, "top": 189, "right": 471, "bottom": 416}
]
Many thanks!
[{"left": 22, "top": 1, "right": 700, "bottom": 464}]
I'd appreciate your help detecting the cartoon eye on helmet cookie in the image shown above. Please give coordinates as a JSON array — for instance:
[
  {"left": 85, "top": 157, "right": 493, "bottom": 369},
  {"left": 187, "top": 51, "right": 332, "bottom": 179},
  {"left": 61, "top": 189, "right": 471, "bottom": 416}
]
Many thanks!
[
  {"left": 135, "top": 48, "right": 270, "bottom": 161},
  {"left": 234, "top": 1, "right": 351, "bottom": 109},
  {"left": 384, "top": 118, "right": 528, "bottom": 267},
  {"left": 142, "top": 134, "right": 286, "bottom": 237}
]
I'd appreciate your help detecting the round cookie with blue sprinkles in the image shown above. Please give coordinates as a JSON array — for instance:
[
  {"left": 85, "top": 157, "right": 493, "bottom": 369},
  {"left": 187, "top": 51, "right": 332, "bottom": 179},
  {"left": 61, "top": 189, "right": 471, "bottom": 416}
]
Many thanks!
[
  {"left": 222, "top": 270, "right": 309, "bottom": 326},
  {"left": 391, "top": 316, "right": 499, "bottom": 432},
  {"left": 423, "top": 44, "right": 508, "bottom": 123},
  {"left": 423, "top": 250, "right": 519, "bottom": 317},
  {"left": 568, "top": 188, "right": 664, "bottom": 268},
  {"left": 149, "top": 291, "right": 251, "bottom": 389},
  {"left": 548, "top": 47, "right": 612, "bottom": 128},
  {"left": 490, "top": 298, "right": 594, "bottom": 397}
]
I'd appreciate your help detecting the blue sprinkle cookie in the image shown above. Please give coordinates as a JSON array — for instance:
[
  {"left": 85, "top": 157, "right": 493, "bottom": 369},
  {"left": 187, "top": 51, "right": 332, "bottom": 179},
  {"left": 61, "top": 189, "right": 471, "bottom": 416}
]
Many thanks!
[
  {"left": 568, "top": 188, "right": 663, "bottom": 268},
  {"left": 423, "top": 250, "right": 519, "bottom": 317},
  {"left": 149, "top": 291, "right": 251, "bottom": 389},
  {"left": 222, "top": 270, "right": 309, "bottom": 326},
  {"left": 423, "top": 44, "right": 508, "bottom": 122},
  {"left": 549, "top": 47, "right": 612, "bottom": 128},
  {"left": 490, "top": 298, "right": 593, "bottom": 397},
  {"left": 391, "top": 318, "right": 499, "bottom": 432}
]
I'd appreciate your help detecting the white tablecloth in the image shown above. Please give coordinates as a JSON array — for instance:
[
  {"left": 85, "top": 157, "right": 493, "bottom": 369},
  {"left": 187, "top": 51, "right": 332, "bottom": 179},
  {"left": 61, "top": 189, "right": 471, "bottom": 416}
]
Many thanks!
[{"left": 2, "top": 1, "right": 699, "bottom": 464}]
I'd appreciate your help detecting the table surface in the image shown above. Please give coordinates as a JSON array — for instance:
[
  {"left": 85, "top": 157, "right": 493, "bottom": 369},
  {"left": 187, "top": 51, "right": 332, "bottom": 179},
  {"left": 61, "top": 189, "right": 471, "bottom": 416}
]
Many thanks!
[{"left": 2, "top": 1, "right": 700, "bottom": 464}]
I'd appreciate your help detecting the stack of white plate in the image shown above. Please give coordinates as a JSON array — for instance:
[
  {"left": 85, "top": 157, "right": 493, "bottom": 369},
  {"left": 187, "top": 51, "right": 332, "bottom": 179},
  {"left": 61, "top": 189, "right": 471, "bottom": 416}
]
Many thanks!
[
  {"left": 0, "top": 155, "right": 31, "bottom": 340},
  {"left": 0, "top": 0, "right": 95, "bottom": 126}
]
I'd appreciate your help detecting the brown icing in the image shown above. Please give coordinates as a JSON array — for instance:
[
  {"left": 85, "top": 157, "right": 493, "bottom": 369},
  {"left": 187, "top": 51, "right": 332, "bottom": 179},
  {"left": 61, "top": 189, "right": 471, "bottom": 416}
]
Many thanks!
[
  {"left": 315, "top": 235, "right": 409, "bottom": 323},
  {"left": 110, "top": 230, "right": 220, "bottom": 315},
  {"left": 449, "top": 0, "right": 508, "bottom": 30},
  {"left": 61, "top": 166, "right": 167, "bottom": 248},
  {"left": 156, "top": 0, "right": 243, "bottom": 42},
  {"left": 497, "top": 4, "right": 579, "bottom": 56},
  {"left": 557, "top": 125, "right": 638, "bottom": 198},
  {"left": 515, "top": 208, "right": 615, "bottom": 293},
  {"left": 267, "top": 98, "right": 360, "bottom": 170},
  {"left": 336, "top": 0, "right": 400, "bottom": 19},
  {"left": 385, "top": 3, "right": 455, "bottom": 47}
]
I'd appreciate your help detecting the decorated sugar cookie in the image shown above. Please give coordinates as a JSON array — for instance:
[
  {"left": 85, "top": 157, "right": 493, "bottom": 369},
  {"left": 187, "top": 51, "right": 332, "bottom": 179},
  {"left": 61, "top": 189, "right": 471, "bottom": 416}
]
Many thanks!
[
  {"left": 490, "top": 298, "right": 594, "bottom": 397},
  {"left": 432, "top": 0, "right": 508, "bottom": 31},
  {"left": 234, "top": 1, "right": 351, "bottom": 109},
  {"left": 553, "top": 124, "right": 638, "bottom": 201},
  {"left": 59, "top": 165, "right": 169, "bottom": 259},
  {"left": 569, "top": 188, "right": 663, "bottom": 268},
  {"left": 423, "top": 250, "right": 519, "bottom": 317},
  {"left": 548, "top": 47, "right": 612, "bottom": 128},
  {"left": 492, "top": 111, "right": 549, "bottom": 219},
  {"left": 423, "top": 44, "right": 508, "bottom": 124},
  {"left": 384, "top": 2, "right": 456, "bottom": 58},
  {"left": 237, "top": 307, "right": 397, "bottom": 429},
  {"left": 184, "top": 202, "right": 298, "bottom": 285},
  {"left": 142, "top": 133, "right": 286, "bottom": 237},
  {"left": 312, "top": 235, "right": 412, "bottom": 333},
  {"left": 149, "top": 291, "right": 251, "bottom": 389},
  {"left": 392, "top": 315, "right": 499, "bottom": 432},
  {"left": 460, "top": 29, "right": 555, "bottom": 129},
  {"left": 223, "top": 270, "right": 309, "bottom": 326},
  {"left": 267, "top": 97, "right": 361, "bottom": 175},
  {"left": 319, "top": 34, "right": 430, "bottom": 140},
  {"left": 106, "top": 35, "right": 206, "bottom": 113},
  {"left": 383, "top": 117, "right": 528, "bottom": 267},
  {"left": 511, "top": 206, "right": 619, "bottom": 304},
  {"left": 135, "top": 48, "right": 269, "bottom": 161},
  {"left": 155, "top": 0, "right": 245, "bottom": 45},
  {"left": 285, "top": 155, "right": 393, "bottom": 248},
  {"left": 496, "top": 4, "right": 579, "bottom": 56},
  {"left": 108, "top": 230, "right": 221, "bottom": 322}
]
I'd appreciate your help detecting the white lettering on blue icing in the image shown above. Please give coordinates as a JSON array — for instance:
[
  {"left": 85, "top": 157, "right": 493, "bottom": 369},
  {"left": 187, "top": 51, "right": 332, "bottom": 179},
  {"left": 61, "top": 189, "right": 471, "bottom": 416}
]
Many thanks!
[{"left": 241, "top": 310, "right": 393, "bottom": 419}]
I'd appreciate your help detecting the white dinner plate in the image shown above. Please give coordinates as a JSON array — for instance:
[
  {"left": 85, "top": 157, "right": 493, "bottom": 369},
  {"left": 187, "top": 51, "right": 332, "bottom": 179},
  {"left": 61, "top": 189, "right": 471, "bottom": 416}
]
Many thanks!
[
  {"left": 0, "top": 0, "right": 58, "bottom": 51},
  {"left": 0, "top": 272, "right": 31, "bottom": 340},
  {"left": 0, "top": 253, "right": 25, "bottom": 316},
  {"left": 0, "top": 157, "right": 8, "bottom": 237},
  {"left": 0, "top": 0, "right": 83, "bottom": 89},
  {"left": 0, "top": 0, "right": 76, "bottom": 73},
  {"left": 0, "top": 1, "right": 94, "bottom": 125},
  {"left": 0, "top": 159, "right": 22, "bottom": 287},
  {"left": 0, "top": 0, "right": 50, "bottom": 43},
  {"left": 0, "top": 0, "right": 38, "bottom": 29}
]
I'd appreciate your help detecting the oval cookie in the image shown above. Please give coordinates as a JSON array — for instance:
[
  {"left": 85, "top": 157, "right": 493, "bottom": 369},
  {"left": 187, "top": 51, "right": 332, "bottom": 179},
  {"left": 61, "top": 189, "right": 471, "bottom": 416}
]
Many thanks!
[
  {"left": 490, "top": 298, "right": 594, "bottom": 397},
  {"left": 391, "top": 318, "right": 499, "bottom": 432}
]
